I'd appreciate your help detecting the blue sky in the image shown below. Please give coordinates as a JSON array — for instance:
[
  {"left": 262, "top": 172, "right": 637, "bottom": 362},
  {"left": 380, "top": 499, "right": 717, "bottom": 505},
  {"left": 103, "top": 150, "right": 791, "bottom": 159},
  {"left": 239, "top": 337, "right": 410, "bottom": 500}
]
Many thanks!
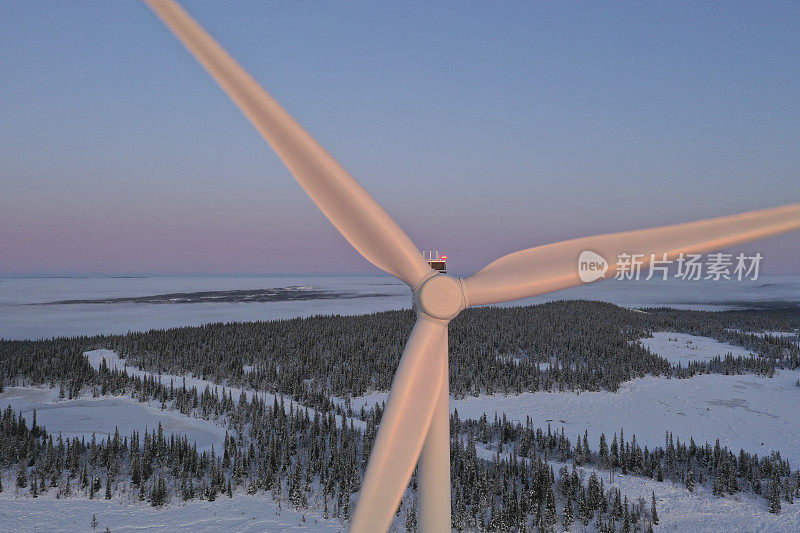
[{"left": 1, "top": 1, "right": 799, "bottom": 275}]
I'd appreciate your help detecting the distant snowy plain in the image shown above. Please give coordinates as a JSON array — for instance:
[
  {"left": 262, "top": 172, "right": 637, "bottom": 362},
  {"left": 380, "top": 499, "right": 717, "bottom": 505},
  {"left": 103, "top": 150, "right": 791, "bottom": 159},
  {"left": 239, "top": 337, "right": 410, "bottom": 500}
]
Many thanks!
[{"left": 2, "top": 275, "right": 798, "bottom": 340}]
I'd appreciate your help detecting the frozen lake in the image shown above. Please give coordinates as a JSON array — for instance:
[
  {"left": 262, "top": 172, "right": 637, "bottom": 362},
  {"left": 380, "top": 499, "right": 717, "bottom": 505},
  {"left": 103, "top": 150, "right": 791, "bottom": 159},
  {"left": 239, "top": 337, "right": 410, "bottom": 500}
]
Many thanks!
[{"left": 1, "top": 274, "right": 798, "bottom": 340}]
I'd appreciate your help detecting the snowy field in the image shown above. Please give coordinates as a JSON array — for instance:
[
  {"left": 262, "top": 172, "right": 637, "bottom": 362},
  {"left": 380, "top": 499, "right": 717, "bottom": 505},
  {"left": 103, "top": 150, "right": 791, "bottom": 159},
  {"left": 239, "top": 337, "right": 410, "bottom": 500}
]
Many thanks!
[
  {"left": 637, "top": 331, "right": 756, "bottom": 364},
  {"left": 0, "top": 484, "right": 344, "bottom": 533},
  {"left": 0, "top": 387, "right": 227, "bottom": 452},
  {"left": 352, "top": 333, "right": 800, "bottom": 468}
]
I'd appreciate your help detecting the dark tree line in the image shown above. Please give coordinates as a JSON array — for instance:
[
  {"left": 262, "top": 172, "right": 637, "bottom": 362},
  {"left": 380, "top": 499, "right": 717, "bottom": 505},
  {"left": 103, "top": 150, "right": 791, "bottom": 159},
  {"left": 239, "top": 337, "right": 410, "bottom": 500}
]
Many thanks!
[{"left": 3, "top": 302, "right": 797, "bottom": 404}]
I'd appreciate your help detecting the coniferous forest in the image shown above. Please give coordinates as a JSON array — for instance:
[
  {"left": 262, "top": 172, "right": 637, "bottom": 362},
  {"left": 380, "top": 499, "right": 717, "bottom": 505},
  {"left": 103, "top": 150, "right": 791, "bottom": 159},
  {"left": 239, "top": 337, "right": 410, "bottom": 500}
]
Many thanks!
[{"left": 1, "top": 300, "right": 799, "bottom": 531}]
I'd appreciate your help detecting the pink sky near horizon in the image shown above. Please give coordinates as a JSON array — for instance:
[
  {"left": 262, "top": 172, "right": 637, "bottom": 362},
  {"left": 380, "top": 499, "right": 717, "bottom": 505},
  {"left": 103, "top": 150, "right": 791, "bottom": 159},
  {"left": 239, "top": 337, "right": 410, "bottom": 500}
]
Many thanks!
[{"left": 2, "top": 2, "right": 799, "bottom": 277}]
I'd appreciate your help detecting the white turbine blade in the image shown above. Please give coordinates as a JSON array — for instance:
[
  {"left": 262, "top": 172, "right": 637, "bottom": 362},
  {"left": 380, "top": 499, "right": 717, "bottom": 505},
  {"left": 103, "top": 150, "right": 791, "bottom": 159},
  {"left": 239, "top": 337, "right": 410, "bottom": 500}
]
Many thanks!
[
  {"left": 417, "top": 328, "right": 451, "bottom": 532},
  {"left": 143, "top": 0, "right": 432, "bottom": 287},
  {"left": 350, "top": 319, "right": 447, "bottom": 533},
  {"left": 463, "top": 202, "right": 800, "bottom": 306}
]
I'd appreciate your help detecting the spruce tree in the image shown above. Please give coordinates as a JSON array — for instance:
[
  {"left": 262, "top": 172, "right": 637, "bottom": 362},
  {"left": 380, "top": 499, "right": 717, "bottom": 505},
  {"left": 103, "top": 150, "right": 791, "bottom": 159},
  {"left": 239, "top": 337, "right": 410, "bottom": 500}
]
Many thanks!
[
  {"left": 544, "top": 483, "right": 557, "bottom": 527},
  {"left": 150, "top": 475, "right": 167, "bottom": 507},
  {"left": 622, "top": 505, "right": 631, "bottom": 533},
  {"left": 583, "top": 430, "right": 591, "bottom": 462},
  {"left": 131, "top": 450, "right": 141, "bottom": 486},
  {"left": 769, "top": 474, "right": 782, "bottom": 514},
  {"left": 562, "top": 498, "right": 574, "bottom": 530},
  {"left": 612, "top": 489, "right": 623, "bottom": 518},
  {"left": 599, "top": 433, "right": 609, "bottom": 467},
  {"left": 16, "top": 462, "right": 27, "bottom": 488},
  {"left": 651, "top": 491, "right": 659, "bottom": 525},
  {"left": 579, "top": 490, "right": 592, "bottom": 526}
]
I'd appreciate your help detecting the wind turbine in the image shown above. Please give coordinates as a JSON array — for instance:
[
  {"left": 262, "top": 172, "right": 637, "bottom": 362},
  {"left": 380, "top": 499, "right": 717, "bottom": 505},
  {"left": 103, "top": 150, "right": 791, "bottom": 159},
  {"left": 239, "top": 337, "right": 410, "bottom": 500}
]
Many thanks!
[{"left": 143, "top": 1, "right": 800, "bottom": 531}]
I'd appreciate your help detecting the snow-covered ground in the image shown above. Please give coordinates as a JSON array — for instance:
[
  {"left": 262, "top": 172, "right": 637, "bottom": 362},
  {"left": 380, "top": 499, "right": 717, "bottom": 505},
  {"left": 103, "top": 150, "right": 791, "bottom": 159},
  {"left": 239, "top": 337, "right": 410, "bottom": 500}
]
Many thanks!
[
  {"left": 0, "top": 469, "right": 796, "bottom": 533},
  {"left": 0, "top": 387, "right": 227, "bottom": 452},
  {"left": 84, "top": 349, "right": 364, "bottom": 432},
  {"left": 0, "top": 346, "right": 363, "bottom": 460},
  {"left": 588, "top": 466, "right": 799, "bottom": 532},
  {"left": 0, "top": 481, "right": 344, "bottom": 533},
  {"left": 474, "top": 441, "right": 800, "bottom": 533},
  {"left": 0, "top": 351, "right": 357, "bottom": 532},
  {"left": 352, "top": 333, "right": 800, "bottom": 468},
  {"left": 0, "top": 334, "right": 797, "bottom": 530},
  {"left": 638, "top": 331, "right": 756, "bottom": 364}
]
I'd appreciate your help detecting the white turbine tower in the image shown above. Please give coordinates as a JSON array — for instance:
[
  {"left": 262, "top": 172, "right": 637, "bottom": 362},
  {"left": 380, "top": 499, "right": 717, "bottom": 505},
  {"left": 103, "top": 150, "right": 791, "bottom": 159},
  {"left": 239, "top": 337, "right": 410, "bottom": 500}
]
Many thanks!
[{"left": 143, "top": 1, "right": 800, "bottom": 531}]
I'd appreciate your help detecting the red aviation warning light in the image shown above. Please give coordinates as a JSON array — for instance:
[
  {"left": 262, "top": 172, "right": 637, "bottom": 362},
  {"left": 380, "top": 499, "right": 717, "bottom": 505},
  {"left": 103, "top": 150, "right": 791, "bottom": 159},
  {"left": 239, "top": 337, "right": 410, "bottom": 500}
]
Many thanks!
[{"left": 423, "top": 249, "right": 447, "bottom": 274}]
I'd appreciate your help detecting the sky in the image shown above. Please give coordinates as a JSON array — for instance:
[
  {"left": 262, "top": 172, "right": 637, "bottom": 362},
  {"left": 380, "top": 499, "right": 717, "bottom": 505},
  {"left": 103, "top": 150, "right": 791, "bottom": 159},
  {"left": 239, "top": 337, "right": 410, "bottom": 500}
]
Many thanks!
[{"left": 1, "top": 1, "right": 799, "bottom": 276}]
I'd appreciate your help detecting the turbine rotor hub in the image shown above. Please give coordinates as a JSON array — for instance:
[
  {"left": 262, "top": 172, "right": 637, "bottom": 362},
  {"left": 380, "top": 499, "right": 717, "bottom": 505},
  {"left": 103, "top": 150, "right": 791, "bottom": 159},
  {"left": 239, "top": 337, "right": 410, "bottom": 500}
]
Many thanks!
[{"left": 416, "top": 274, "right": 464, "bottom": 320}]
